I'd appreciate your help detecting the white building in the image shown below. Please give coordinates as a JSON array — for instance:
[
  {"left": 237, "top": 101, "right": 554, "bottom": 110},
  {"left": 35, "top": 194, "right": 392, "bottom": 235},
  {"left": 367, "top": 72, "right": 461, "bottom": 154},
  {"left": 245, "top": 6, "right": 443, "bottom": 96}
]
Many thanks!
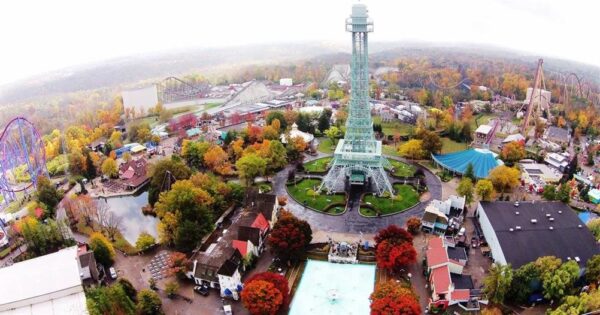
[
  {"left": 519, "top": 161, "right": 563, "bottom": 190},
  {"left": 545, "top": 152, "right": 570, "bottom": 172},
  {"left": 0, "top": 246, "right": 88, "bottom": 314},
  {"left": 279, "top": 78, "right": 293, "bottom": 86},
  {"left": 281, "top": 123, "right": 315, "bottom": 144}
]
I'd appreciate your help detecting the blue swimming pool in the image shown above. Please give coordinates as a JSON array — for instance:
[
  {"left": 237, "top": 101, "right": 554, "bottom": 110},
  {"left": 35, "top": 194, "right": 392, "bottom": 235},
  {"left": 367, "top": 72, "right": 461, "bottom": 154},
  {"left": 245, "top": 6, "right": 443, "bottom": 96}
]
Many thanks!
[{"left": 289, "top": 260, "right": 376, "bottom": 315}]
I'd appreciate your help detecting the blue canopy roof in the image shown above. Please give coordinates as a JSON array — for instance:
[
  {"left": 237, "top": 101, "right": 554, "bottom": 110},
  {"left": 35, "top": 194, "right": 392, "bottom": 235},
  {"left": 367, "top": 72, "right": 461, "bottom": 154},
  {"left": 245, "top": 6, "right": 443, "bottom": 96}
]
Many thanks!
[{"left": 432, "top": 148, "right": 503, "bottom": 179}]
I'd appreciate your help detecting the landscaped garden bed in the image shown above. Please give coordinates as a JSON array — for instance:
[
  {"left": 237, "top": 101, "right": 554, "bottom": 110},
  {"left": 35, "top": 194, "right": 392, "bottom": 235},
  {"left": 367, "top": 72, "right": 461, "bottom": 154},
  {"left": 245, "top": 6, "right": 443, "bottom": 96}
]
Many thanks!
[
  {"left": 359, "top": 184, "right": 419, "bottom": 217},
  {"left": 303, "top": 157, "right": 333, "bottom": 173},
  {"left": 286, "top": 178, "right": 346, "bottom": 214}
]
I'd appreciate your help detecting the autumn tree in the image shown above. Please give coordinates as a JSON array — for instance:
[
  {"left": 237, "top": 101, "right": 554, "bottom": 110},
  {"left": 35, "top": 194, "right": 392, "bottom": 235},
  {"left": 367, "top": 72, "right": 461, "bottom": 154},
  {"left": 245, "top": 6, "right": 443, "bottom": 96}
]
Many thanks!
[
  {"left": 135, "top": 232, "right": 156, "bottom": 252},
  {"left": 398, "top": 139, "right": 426, "bottom": 160},
  {"left": 370, "top": 281, "right": 421, "bottom": 315},
  {"left": 101, "top": 157, "right": 118, "bottom": 178},
  {"left": 182, "top": 140, "right": 211, "bottom": 170},
  {"left": 475, "top": 179, "right": 495, "bottom": 201},
  {"left": 155, "top": 180, "right": 214, "bottom": 251},
  {"left": 286, "top": 136, "right": 307, "bottom": 163},
  {"left": 375, "top": 225, "right": 417, "bottom": 273},
  {"left": 241, "top": 280, "right": 283, "bottom": 315},
  {"left": 236, "top": 153, "right": 267, "bottom": 186},
  {"left": 457, "top": 177, "right": 474, "bottom": 205},
  {"left": 268, "top": 210, "right": 312, "bottom": 263},
  {"left": 89, "top": 232, "right": 116, "bottom": 266},
  {"left": 406, "top": 217, "right": 421, "bottom": 235},
  {"left": 244, "top": 272, "right": 290, "bottom": 306},
  {"left": 500, "top": 141, "right": 526, "bottom": 166},
  {"left": 488, "top": 165, "right": 520, "bottom": 194},
  {"left": 543, "top": 260, "right": 579, "bottom": 301},
  {"left": 586, "top": 255, "right": 600, "bottom": 284},
  {"left": 417, "top": 129, "right": 442, "bottom": 156},
  {"left": 203, "top": 145, "right": 232, "bottom": 175},
  {"left": 266, "top": 111, "right": 287, "bottom": 131},
  {"left": 325, "top": 126, "right": 341, "bottom": 145},
  {"left": 18, "top": 217, "right": 71, "bottom": 256}
]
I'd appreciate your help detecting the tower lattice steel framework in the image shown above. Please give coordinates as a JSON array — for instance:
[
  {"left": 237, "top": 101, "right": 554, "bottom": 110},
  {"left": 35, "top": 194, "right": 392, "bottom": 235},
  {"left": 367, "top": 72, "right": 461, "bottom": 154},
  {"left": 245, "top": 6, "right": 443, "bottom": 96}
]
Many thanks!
[{"left": 320, "top": 4, "right": 394, "bottom": 196}]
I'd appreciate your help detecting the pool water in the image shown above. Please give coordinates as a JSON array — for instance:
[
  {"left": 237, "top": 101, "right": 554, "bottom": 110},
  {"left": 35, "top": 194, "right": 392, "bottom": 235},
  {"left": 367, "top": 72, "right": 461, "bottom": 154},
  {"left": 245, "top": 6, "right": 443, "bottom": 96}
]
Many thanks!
[
  {"left": 289, "top": 260, "right": 376, "bottom": 315},
  {"left": 579, "top": 211, "right": 599, "bottom": 224},
  {"left": 99, "top": 191, "right": 159, "bottom": 245}
]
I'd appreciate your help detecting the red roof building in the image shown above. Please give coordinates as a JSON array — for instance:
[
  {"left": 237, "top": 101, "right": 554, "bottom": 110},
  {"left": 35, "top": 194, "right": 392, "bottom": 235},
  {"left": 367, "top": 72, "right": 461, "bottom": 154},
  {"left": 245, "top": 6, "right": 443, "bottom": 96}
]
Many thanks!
[
  {"left": 118, "top": 158, "right": 149, "bottom": 190},
  {"left": 425, "top": 236, "right": 474, "bottom": 311}
]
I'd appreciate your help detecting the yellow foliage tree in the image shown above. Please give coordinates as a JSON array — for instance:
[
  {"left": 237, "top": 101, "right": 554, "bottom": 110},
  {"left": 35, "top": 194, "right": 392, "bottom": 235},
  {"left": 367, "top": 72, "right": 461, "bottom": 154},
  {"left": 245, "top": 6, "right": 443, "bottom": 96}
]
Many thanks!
[
  {"left": 488, "top": 165, "right": 520, "bottom": 194},
  {"left": 398, "top": 139, "right": 426, "bottom": 160}
]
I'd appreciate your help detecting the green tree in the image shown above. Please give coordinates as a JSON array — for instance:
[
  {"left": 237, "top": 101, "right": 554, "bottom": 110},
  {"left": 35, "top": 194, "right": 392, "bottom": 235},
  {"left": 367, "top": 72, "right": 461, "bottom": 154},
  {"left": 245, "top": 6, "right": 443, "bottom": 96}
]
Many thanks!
[
  {"left": 19, "top": 217, "right": 71, "bottom": 256},
  {"left": 89, "top": 232, "right": 116, "bottom": 266},
  {"left": 507, "top": 262, "right": 539, "bottom": 304},
  {"left": 265, "top": 141, "right": 288, "bottom": 174},
  {"left": 457, "top": 178, "right": 474, "bottom": 205},
  {"left": 483, "top": 263, "right": 513, "bottom": 304},
  {"left": 236, "top": 154, "right": 267, "bottom": 186},
  {"left": 84, "top": 150, "right": 97, "bottom": 179},
  {"left": 36, "top": 175, "right": 61, "bottom": 213},
  {"left": 136, "top": 289, "right": 164, "bottom": 315},
  {"left": 556, "top": 183, "right": 571, "bottom": 203},
  {"left": 266, "top": 111, "right": 287, "bottom": 131},
  {"left": 117, "top": 278, "right": 138, "bottom": 302},
  {"left": 588, "top": 218, "right": 600, "bottom": 240},
  {"left": 148, "top": 157, "right": 192, "bottom": 206},
  {"left": 535, "top": 256, "right": 562, "bottom": 278},
  {"left": 324, "top": 126, "right": 341, "bottom": 145},
  {"left": 543, "top": 260, "right": 579, "bottom": 301},
  {"left": 586, "top": 255, "right": 600, "bottom": 284},
  {"left": 318, "top": 108, "right": 332, "bottom": 132},
  {"left": 165, "top": 281, "right": 179, "bottom": 298},
  {"left": 86, "top": 281, "right": 135, "bottom": 315},
  {"left": 464, "top": 163, "right": 475, "bottom": 182},
  {"left": 135, "top": 232, "right": 156, "bottom": 252},
  {"left": 475, "top": 179, "right": 495, "bottom": 201},
  {"left": 418, "top": 129, "right": 442, "bottom": 156},
  {"left": 101, "top": 157, "right": 118, "bottom": 178},
  {"left": 543, "top": 184, "right": 557, "bottom": 200}
]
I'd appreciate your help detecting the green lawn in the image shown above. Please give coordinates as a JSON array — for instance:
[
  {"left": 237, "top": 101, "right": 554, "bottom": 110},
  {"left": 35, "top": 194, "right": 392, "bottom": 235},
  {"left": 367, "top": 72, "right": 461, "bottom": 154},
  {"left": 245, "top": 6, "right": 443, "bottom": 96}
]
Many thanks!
[
  {"left": 359, "top": 207, "right": 377, "bottom": 217},
  {"left": 387, "top": 159, "right": 416, "bottom": 177},
  {"left": 317, "top": 138, "right": 336, "bottom": 154},
  {"left": 362, "top": 184, "right": 419, "bottom": 216},
  {"left": 373, "top": 117, "right": 414, "bottom": 136},
  {"left": 382, "top": 145, "right": 402, "bottom": 157},
  {"left": 470, "top": 114, "right": 496, "bottom": 130},
  {"left": 441, "top": 137, "right": 468, "bottom": 154},
  {"left": 287, "top": 179, "right": 345, "bottom": 212},
  {"left": 303, "top": 157, "right": 333, "bottom": 172}
]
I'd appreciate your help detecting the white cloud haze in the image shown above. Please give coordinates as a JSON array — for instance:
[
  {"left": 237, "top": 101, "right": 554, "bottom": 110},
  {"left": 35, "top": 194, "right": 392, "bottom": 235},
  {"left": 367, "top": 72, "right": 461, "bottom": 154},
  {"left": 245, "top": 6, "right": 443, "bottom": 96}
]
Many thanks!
[{"left": 0, "top": 0, "right": 598, "bottom": 85}]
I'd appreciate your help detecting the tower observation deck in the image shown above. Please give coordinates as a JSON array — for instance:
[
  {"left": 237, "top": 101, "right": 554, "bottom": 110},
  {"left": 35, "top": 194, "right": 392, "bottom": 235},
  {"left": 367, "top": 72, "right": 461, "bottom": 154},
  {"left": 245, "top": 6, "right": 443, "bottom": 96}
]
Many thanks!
[{"left": 319, "top": 4, "right": 394, "bottom": 196}]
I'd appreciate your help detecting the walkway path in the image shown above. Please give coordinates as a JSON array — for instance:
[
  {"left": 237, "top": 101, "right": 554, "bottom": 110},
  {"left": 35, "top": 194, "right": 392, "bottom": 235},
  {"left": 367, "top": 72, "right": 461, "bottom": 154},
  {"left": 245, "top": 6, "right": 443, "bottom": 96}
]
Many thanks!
[{"left": 272, "top": 155, "right": 442, "bottom": 233}]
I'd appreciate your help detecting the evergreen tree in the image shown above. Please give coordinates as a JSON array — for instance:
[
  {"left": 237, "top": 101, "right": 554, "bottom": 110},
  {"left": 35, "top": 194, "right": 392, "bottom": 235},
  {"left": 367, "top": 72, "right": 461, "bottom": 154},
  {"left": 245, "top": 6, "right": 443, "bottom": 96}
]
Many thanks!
[{"left": 464, "top": 163, "right": 475, "bottom": 182}]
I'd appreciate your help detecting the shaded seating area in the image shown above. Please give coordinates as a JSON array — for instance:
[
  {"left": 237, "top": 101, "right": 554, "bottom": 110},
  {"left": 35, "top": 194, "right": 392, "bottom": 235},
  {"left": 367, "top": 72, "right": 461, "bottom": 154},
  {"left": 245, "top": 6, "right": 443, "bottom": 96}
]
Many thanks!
[{"left": 432, "top": 148, "right": 503, "bottom": 179}]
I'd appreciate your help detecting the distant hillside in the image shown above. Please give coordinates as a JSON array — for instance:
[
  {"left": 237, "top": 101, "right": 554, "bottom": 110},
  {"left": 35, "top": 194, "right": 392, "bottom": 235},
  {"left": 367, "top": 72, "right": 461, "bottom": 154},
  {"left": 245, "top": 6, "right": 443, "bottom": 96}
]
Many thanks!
[{"left": 1, "top": 41, "right": 599, "bottom": 106}]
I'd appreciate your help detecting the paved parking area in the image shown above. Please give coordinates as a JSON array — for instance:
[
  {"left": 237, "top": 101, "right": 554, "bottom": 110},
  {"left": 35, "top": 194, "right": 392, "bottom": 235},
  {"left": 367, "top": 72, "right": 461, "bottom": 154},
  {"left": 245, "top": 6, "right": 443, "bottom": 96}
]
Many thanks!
[{"left": 148, "top": 251, "right": 171, "bottom": 281}]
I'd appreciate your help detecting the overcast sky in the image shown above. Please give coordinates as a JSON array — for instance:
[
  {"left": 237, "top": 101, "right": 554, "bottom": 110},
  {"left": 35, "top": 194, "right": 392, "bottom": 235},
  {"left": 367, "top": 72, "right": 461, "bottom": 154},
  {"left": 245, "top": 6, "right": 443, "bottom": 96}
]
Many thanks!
[{"left": 0, "top": 0, "right": 598, "bottom": 86}]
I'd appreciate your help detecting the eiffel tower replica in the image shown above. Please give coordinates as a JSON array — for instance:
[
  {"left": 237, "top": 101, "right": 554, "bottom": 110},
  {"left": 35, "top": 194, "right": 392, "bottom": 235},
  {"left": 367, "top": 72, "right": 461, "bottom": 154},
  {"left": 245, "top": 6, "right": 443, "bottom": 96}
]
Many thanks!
[{"left": 320, "top": 4, "right": 394, "bottom": 197}]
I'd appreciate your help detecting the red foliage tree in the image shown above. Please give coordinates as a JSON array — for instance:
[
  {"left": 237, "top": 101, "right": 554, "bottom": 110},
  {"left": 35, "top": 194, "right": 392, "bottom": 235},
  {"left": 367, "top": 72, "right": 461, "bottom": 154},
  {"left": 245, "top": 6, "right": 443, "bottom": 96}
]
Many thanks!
[
  {"left": 370, "top": 296, "right": 421, "bottom": 315},
  {"left": 374, "top": 225, "right": 413, "bottom": 246},
  {"left": 241, "top": 280, "right": 283, "bottom": 315},
  {"left": 376, "top": 240, "right": 417, "bottom": 272},
  {"left": 268, "top": 210, "right": 312, "bottom": 263},
  {"left": 370, "top": 280, "right": 421, "bottom": 315},
  {"left": 244, "top": 272, "right": 289, "bottom": 306},
  {"left": 167, "top": 252, "right": 188, "bottom": 279}
]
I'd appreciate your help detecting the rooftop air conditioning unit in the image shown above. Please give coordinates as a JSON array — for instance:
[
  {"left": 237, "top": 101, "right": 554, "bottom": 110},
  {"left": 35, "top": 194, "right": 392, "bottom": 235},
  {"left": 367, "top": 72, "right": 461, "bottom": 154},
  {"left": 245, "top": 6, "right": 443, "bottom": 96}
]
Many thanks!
[
  {"left": 575, "top": 257, "right": 581, "bottom": 262},
  {"left": 509, "top": 228, "right": 514, "bottom": 232},
  {"left": 578, "top": 225, "right": 583, "bottom": 228},
  {"left": 531, "top": 219, "right": 537, "bottom": 224},
  {"left": 549, "top": 217, "right": 554, "bottom": 222},
  {"left": 549, "top": 226, "right": 554, "bottom": 230},
  {"left": 514, "top": 201, "right": 519, "bottom": 207},
  {"left": 516, "top": 226, "right": 522, "bottom": 230},
  {"left": 515, "top": 212, "right": 520, "bottom": 215},
  {"left": 558, "top": 210, "right": 563, "bottom": 214},
  {"left": 546, "top": 213, "right": 551, "bottom": 217}
]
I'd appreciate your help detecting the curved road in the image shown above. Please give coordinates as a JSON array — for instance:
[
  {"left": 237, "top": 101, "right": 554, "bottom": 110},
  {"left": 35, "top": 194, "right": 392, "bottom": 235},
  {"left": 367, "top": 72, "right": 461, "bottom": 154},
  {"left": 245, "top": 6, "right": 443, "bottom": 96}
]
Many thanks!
[{"left": 272, "top": 155, "right": 442, "bottom": 234}]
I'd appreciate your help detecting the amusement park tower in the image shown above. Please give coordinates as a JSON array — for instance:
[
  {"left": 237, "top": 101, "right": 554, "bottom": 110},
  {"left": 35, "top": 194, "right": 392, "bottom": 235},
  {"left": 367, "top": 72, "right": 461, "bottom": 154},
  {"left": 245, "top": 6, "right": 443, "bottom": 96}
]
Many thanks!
[{"left": 320, "top": 4, "right": 394, "bottom": 196}]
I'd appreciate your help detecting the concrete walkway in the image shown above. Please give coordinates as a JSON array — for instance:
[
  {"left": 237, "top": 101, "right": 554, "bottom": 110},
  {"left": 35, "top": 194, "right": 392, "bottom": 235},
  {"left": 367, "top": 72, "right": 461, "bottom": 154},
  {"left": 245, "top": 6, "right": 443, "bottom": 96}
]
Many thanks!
[{"left": 273, "top": 155, "right": 442, "bottom": 233}]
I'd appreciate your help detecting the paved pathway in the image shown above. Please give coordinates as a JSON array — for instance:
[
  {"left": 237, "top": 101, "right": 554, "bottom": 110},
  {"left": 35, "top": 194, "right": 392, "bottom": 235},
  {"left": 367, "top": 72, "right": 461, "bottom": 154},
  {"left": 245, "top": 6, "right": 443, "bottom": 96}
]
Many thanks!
[{"left": 273, "top": 155, "right": 442, "bottom": 233}]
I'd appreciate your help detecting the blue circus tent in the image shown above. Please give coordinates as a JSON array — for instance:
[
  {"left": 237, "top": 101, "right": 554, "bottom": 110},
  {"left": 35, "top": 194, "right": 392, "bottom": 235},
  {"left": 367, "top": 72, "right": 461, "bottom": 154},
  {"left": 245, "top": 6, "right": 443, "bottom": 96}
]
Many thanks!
[{"left": 432, "top": 148, "right": 503, "bottom": 179}]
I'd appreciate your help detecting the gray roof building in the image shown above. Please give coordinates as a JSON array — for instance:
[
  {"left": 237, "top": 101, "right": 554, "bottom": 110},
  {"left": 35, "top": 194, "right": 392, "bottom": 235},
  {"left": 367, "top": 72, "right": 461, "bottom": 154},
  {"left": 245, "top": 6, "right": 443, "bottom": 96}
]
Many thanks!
[{"left": 477, "top": 201, "right": 600, "bottom": 268}]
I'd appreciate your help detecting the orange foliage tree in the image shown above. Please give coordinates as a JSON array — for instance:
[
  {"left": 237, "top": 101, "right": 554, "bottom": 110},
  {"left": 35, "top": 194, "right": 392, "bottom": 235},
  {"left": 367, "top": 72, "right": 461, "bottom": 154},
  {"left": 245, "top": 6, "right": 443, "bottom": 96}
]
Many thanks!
[
  {"left": 241, "top": 280, "right": 283, "bottom": 315},
  {"left": 370, "top": 280, "right": 421, "bottom": 315}
]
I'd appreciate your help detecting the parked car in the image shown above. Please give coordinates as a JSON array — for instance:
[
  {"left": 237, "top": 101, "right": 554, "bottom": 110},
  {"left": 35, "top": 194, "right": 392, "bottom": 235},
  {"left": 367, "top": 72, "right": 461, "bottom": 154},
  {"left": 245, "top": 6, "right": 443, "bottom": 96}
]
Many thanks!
[
  {"left": 193, "top": 285, "right": 209, "bottom": 296},
  {"left": 109, "top": 267, "right": 118, "bottom": 279}
]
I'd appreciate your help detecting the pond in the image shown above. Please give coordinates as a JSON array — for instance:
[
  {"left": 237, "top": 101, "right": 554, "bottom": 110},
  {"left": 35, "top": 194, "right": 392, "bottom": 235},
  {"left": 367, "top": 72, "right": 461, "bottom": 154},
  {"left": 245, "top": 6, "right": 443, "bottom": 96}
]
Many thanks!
[{"left": 99, "top": 191, "right": 159, "bottom": 245}]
